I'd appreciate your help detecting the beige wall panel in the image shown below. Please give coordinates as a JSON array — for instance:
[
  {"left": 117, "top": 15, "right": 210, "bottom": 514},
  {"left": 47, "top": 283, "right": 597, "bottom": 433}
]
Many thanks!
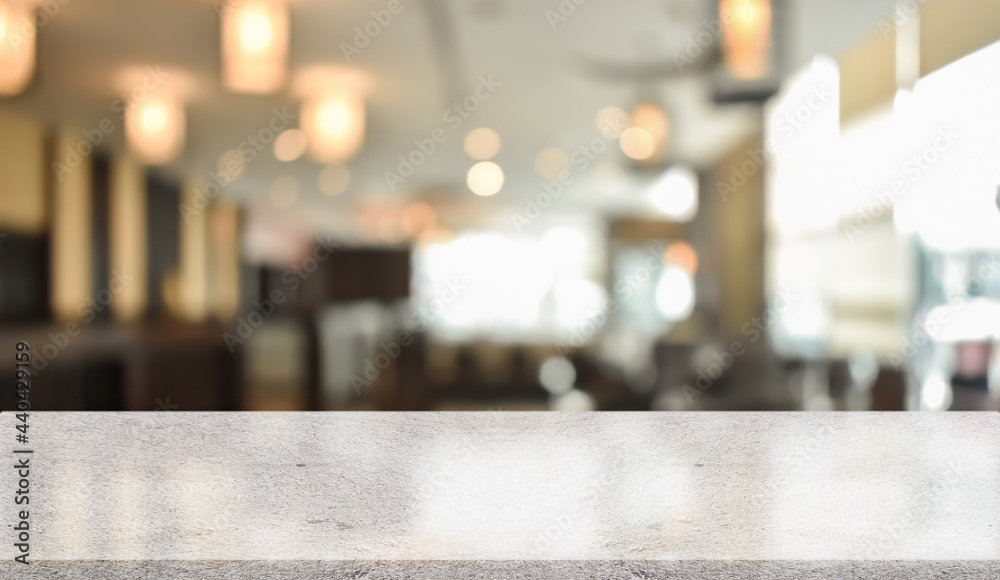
[
  {"left": 50, "top": 127, "right": 92, "bottom": 321},
  {"left": 0, "top": 107, "right": 45, "bottom": 234},
  {"left": 109, "top": 154, "right": 148, "bottom": 321},
  {"left": 921, "top": 0, "right": 1000, "bottom": 76}
]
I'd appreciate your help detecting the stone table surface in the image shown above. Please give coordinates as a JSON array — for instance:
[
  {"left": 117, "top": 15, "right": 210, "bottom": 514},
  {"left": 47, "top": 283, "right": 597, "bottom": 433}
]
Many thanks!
[{"left": 1, "top": 411, "right": 998, "bottom": 578}]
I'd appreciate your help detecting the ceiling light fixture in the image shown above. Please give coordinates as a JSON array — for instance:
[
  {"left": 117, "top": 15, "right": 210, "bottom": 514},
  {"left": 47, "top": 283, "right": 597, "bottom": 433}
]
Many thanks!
[
  {"left": 221, "top": 0, "right": 289, "bottom": 94},
  {"left": 720, "top": 0, "right": 772, "bottom": 80},
  {"left": 294, "top": 65, "right": 372, "bottom": 164},
  {"left": 0, "top": 0, "right": 36, "bottom": 96},
  {"left": 302, "top": 91, "right": 365, "bottom": 163},
  {"left": 125, "top": 89, "right": 185, "bottom": 165}
]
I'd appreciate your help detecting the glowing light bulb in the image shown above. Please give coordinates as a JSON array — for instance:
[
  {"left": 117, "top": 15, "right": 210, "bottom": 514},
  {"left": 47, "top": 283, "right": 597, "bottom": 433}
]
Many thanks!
[
  {"left": 464, "top": 128, "right": 501, "bottom": 160},
  {"left": 126, "top": 93, "right": 185, "bottom": 164},
  {"left": 467, "top": 162, "right": 504, "bottom": 196},
  {"left": 302, "top": 92, "right": 365, "bottom": 163},
  {"left": 239, "top": 9, "right": 273, "bottom": 53},
  {"left": 221, "top": 0, "right": 288, "bottom": 93},
  {"left": 0, "top": 1, "right": 36, "bottom": 96},
  {"left": 620, "top": 127, "right": 655, "bottom": 160},
  {"left": 141, "top": 104, "right": 167, "bottom": 132},
  {"left": 318, "top": 101, "right": 350, "bottom": 132},
  {"left": 720, "top": 0, "right": 772, "bottom": 80},
  {"left": 631, "top": 103, "right": 669, "bottom": 144},
  {"left": 274, "top": 129, "right": 307, "bottom": 161}
]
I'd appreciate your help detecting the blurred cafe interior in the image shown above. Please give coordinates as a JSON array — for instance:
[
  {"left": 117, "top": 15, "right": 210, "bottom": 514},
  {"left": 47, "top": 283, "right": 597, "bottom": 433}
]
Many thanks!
[{"left": 1, "top": 0, "right": 1000, "bottom": 412}]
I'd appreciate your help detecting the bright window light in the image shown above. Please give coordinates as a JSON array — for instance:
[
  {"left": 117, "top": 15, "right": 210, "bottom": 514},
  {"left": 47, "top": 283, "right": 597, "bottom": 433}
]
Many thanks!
[
  {"left": 648, "top": 165, "right": 698, "bottom": 221},
  {"left": 654, "top": 265, "right": 694, "bottom": 321},
  {"left": 904, "top": 39, "right": 1000, "bottom": 251},
  {"left": 413, "top": 227, "right": 604, "bottom": 342},
  {"left": 921, "top": 374, "right": 952, "bottom": 411}
]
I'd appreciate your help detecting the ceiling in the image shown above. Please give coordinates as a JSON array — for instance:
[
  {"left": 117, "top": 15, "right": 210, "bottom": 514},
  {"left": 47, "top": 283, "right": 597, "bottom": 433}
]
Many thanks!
[{"left": 4, "top": 0, "right": 899, "bottom": 236}]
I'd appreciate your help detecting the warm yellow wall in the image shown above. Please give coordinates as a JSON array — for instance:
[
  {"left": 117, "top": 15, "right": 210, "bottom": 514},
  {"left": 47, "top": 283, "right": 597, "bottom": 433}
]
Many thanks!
[
  {"left": 50, "top": 127, "right": 92, "bottom": 321},
  {"left": 109, "top": 153, "right": 148, "bottom": 321},
  {"left": 0, "top": 107, "right": 46, "bottom": 234},
  {"left": 839, "top": 0, "right": 1000, "bottom": 124},
  {"left": 922, "top": 0, "right": 1000, "bottom": 76},
  {"left": 708, "top": 134, "right": 766, "bottom": 341},
  {"left": 211, "top": 202, "right": 240, "bottom": 320},
  {"left": 838, "top": 28, "right": 896, "bottom": 125},
  {"left": 179, "top": 182, "right": 209, "bottom": 322}
]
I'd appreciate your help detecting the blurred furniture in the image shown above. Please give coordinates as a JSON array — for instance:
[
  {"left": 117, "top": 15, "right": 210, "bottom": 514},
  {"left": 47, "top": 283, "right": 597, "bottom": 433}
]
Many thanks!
[{"left": 0, "top": 322, "right": 240, "bottom": 411}]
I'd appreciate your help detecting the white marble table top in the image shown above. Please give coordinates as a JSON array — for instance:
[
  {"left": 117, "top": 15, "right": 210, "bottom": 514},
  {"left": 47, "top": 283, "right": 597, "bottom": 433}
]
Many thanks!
[{"left": 2, "top": 411, "right": 997, "bottom": 578}]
